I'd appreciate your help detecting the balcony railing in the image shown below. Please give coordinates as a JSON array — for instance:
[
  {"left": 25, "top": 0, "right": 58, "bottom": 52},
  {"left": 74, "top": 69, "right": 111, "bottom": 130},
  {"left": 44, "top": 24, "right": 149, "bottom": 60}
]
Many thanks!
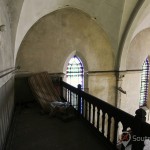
[{"left": 60, "top": 80, "right": 150, "bottom": 150}]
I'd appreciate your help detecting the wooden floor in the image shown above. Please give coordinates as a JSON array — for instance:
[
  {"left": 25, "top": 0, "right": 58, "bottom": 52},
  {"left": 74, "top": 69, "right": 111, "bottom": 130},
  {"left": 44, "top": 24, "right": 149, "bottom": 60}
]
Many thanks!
[{"left": 5, "top": 102, "right": 114, "bottom": 150}]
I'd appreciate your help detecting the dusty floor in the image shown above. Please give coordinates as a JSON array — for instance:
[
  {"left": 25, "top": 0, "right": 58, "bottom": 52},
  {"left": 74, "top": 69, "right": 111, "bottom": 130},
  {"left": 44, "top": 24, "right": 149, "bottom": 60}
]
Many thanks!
[{"left": 5, "top": 102, "right": 113, "bottom": 150}]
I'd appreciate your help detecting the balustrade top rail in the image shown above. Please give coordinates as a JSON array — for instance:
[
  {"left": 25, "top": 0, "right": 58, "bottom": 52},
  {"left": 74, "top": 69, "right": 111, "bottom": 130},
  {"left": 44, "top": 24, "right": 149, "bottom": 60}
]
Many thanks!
[
  {"left": 62, "top": 81, "right": 134, "bottom": 122},
  {"left": 60, "top": 81, "right": 150, "bottom": 150}
]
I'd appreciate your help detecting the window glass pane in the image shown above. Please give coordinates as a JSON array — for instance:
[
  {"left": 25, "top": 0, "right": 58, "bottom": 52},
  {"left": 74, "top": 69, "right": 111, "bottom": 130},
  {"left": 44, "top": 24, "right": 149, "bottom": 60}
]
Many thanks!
[
  {"left": 140, "top": 58, "right": 150, "bottom": 107},
  {"left": 66, "top": 55, "right": 84, "bottom": 89}
]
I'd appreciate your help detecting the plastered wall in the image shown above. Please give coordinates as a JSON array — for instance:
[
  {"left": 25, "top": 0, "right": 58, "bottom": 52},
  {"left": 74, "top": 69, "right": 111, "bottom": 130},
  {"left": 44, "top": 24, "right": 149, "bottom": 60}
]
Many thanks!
[
  {"left": 127, "top": 28, "right": 150, "bottom": 70},
  {"left": 119, "top": 72, "right": 141, "bottom": 115},
  {"left": 119, "top": 28, "right": 150, "bottom": 116},
  {"left": 0, "top": 0, "right": 15, "bottom": 149},
  {"left": 16, "top": 8, "right": 116, "bottom": 105},
  {"left": 16, "top": 7, "right": 150, "bottom": 117},
  {"left": 8, "top": 0, "right": 24, "bottom": 55},
  {"left": 14, "top": 0, "right": 126, "bottom": 61},
  {"left": 16, "top": 8, "right": 114, "bottom": 73},
  {"left": 0, "top": 0, "right": 14, "bottom": 86},
  {"left": 88, "top": 73, "right": 116, "bottom": 106}
]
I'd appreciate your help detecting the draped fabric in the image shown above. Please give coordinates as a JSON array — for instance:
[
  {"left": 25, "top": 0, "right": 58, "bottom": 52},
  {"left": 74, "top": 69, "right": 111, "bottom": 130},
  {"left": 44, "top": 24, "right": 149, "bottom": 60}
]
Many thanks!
[{"left": 28, "top": 72, "right": 61, "bottom": 112}]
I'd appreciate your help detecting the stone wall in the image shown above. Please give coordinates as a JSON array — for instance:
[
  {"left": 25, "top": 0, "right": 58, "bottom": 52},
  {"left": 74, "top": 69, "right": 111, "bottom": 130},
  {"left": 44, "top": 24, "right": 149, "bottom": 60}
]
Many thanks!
[
  {"left": 16, "top": 8, "right": 114, "bottom": 73},
  {"left": 0, "top": 0, "right": 14, "bottom": 149},
  {"left": 88, "top": 73, "right": 116, "bottom": 106},
  {"left": 16, "top": 8, "right": 116, "bottom": 105}
]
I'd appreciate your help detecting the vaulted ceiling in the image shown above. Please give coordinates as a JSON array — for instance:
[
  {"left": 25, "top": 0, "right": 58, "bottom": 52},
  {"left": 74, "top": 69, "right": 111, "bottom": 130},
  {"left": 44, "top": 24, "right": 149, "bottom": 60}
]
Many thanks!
[{"left": 9, "top": 0, "right": 150, "bottom": 69}]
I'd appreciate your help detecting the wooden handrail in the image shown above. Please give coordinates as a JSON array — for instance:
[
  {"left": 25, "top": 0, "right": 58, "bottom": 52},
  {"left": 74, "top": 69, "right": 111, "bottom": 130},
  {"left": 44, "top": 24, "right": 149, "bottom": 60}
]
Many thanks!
[
  {"left": 60, "top": 81, "right": 150, "bottom": 150},
  {"left": 61, "top": 81, "right": 134, "bottom": 119},
  {"left": 0, "top": 66, "right": 20, "bottom": 78}
]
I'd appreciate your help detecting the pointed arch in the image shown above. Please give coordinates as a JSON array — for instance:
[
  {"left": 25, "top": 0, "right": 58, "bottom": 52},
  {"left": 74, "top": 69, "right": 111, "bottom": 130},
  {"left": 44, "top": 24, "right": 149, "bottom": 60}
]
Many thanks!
[
  {"left": 63, "top": 51, "right": 88, "bottom": 90},
  {"left": 63, "top": 51, "right": 88, "bottom": 73}
]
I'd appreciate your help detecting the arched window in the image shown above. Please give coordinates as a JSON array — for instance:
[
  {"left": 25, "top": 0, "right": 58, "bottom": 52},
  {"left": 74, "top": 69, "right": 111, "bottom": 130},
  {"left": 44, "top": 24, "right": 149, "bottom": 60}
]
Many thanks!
[
  {"left": 66, "top": 55, "right": 84, "bottom": 89},
  {"left": 140, "top": 58, "right": 150, "bottom": 107}
]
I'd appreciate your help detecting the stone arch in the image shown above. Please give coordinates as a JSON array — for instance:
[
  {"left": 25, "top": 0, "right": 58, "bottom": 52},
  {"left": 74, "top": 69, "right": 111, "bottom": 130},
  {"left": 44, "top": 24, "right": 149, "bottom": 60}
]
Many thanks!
[
  {"left": 127, "top": 28, "right": 150, "bottom": 70},
  {"left": 14, "top": 0, "right": 122, "bottom": 64},
  {"left": 15, "top": 7, "right": 114, "bottom": 101},
  {"left": 118, "top": 28, "right": 150, "bottom": 115},
  {"left": 119, "top": 0, "right": 150, "bottom": 70},
  {"left": 63, "top": 50, "right": 88, "bottom": 73},
  {"left": 16, "top": 7, "right": 114, "bottom": 73}
]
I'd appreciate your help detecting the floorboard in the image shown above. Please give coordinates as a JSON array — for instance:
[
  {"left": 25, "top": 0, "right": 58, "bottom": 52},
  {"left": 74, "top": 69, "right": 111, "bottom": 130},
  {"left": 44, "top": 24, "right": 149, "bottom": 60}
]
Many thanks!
[{"left": 5, "top": 102, "right": 114, "bottom": 150}]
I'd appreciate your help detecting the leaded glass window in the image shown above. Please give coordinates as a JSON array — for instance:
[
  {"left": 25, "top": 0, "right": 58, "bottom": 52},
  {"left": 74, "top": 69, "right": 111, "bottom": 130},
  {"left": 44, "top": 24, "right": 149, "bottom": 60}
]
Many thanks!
[
  {"left": 140, "top": 58, "right": 150, "bottom": 107},
  {"left": 66, "top": 55, "right": 84, "bottom": 89}
]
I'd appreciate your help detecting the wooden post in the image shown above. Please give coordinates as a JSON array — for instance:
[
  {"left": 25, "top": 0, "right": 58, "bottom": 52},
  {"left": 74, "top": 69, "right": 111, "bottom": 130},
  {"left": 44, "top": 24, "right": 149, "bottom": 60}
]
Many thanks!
[
  {"left": 132, "top": 108, "right": 146, "bottom": 150},
  {"left": 78, "top": 84, "right": 81, "bottom": 114}
]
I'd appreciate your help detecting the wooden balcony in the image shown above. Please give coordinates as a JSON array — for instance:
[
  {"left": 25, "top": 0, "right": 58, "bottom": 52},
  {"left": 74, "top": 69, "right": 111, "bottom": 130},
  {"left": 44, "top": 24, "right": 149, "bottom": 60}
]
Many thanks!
[
  {"left": 9, "top": 76, "right": 150, "bottom": 150},
  {"left": 5, "top": 102, "right": 113, "bottom": 150}
]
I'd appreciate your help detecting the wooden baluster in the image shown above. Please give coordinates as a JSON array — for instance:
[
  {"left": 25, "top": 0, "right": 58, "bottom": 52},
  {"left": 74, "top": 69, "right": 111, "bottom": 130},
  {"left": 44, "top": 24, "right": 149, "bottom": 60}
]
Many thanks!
[
  {"left": 107, "top": 115, "right": 111, "bottom": 140},
  {"left": 72, "top": 92, "right": 76, "bottom": 109},
  {"left": 78, "top": 84, "right": 81, "bottom": 114},
  {"left": 69, "top": 90, "right": 71, "bottom": 103},
  {"left": 66, "top": 89, "right": 68, "bottom": 101},
  {"left": 67, "top": 89, "right": 69, "bottom": 102},
  {"left": 60, "top": 77, "right": 63, "bottom": 99},
  {"left": 72, "top": 93, "right": 75, "bottom": 108},
  {"left": 89, "top": 102, "right": 91, "bottom": 122},
  {"left": 102, "top": 111, "right": 105, "bottom": 135},
  {"left": 75, "top": 93, "right": 77, "bottom": 109},
  {"left": 82, "top": 98, "right": 84, "bottom": 116},
  {"left": 113, "top": 119, "right": 118, "bottom": 145},
  {"left": 62, "top": 87, "right": 64, "bottom": 99},
  {"left": 65, "top": 88, "right": 67, "bottom": 100},
  {"left": 97, "top": 108, "right": 100, "bottom": 131},
  {"left": 70, "top": 91, "right": 72, "bottom": 105},
  {"left": 93, "top": 105, "right": 95, "bottom": 126},
  {"left": 85, "top": 101, "right": 87, "bottom": 119}
]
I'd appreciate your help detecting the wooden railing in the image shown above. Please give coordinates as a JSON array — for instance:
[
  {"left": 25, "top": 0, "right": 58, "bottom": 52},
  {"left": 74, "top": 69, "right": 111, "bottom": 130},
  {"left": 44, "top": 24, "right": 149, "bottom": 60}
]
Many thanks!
[{"left": 60, "top": 81, "right": 150, "bottom": 150}]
